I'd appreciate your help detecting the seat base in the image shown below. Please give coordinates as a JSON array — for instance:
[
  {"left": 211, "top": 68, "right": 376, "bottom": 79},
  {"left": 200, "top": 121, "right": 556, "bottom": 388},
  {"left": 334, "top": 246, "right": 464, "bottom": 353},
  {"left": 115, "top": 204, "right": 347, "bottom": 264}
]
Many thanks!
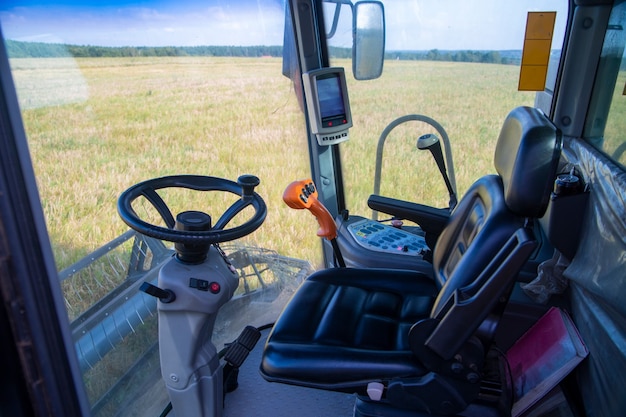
[
  {"left": 260, "top": 268, "right": 437, "bottom": 392},
  {"left": 354, "top": 397, "right": 506, "bottom": 417},
  {"left": 355, "top": 349, "right": 511, "bottom": 416}
]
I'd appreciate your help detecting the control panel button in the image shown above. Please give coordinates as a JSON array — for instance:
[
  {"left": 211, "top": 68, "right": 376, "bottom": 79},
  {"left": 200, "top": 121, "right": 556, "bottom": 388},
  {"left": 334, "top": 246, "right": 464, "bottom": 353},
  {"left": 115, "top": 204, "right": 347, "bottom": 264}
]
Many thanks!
[{"left": 209, "top": 282, "right": 221, "bottom": 294}]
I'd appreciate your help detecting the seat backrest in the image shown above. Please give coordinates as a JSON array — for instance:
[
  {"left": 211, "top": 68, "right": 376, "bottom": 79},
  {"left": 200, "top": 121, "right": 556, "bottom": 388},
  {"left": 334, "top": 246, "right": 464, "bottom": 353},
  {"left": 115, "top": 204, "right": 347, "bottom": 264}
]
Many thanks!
[{"left": 431, "top": 106, "right": 562, "bottom": 318}]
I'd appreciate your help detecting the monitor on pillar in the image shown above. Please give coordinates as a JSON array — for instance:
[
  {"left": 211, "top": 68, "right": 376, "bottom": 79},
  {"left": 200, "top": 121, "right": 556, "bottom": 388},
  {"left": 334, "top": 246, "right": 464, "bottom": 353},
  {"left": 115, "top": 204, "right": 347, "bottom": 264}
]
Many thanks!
[{"left": 302, "top": 67, "right": 352, "bottom": 146}]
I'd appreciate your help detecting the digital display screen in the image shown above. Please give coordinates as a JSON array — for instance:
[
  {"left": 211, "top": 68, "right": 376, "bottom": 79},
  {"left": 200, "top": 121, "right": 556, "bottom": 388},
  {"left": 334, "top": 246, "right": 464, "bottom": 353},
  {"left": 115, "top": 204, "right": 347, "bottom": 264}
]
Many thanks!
[
  {"left": 316, "top": 74, "right": 346, "bottom": 122},
  {"left": 302, "top": 67, "right": 352, "bottom": 145}
]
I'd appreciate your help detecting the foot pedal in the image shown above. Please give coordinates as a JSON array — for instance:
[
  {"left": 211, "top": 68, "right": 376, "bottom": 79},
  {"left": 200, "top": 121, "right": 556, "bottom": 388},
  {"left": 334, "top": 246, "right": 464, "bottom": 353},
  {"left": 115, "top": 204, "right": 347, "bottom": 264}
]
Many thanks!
[
  {"left": 224, "top": 325, "right": 261, "bottom": 367},
  {"left": 223, "top": 326, "right": 261, "bottom": 393}
]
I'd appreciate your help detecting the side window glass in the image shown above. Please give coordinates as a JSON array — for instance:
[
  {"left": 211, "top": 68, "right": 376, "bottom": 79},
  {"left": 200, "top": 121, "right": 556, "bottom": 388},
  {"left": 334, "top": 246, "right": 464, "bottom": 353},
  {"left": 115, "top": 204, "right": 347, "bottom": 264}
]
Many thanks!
[{"left": 587, "top": 2, "right": 626, "bottom": 169}]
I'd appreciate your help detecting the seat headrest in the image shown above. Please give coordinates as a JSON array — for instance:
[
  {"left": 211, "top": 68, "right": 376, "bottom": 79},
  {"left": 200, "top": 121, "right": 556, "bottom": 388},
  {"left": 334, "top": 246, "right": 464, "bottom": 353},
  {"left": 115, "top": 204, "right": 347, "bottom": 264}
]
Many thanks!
[{"left": 494, "top": 106, "right": 562, "bottom": 218}]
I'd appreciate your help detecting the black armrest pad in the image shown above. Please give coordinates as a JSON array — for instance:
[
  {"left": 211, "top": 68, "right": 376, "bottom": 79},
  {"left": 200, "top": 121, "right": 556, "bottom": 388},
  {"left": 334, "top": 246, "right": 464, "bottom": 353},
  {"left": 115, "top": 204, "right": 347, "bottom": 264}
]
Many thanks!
[{"left": 367, "top": 194, "right": 450, "bottom": 234}]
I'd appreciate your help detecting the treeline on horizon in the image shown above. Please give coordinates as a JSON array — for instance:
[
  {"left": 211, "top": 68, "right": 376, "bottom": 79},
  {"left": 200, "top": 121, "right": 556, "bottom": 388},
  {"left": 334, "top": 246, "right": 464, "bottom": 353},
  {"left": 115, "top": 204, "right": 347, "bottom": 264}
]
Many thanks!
[
  {"left": 5, "top": 40, "right": 284, "bottom": 59},
  {"left": 6, "top": 39, "right": 524, "bottom": 65}
]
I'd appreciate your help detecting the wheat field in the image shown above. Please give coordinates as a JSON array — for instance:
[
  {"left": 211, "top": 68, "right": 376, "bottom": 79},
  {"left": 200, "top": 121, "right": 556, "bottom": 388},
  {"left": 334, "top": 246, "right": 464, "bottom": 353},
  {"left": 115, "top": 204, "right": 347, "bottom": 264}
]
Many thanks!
[{"left": 12, "top": 56, "right": 536, "bottom": 270}]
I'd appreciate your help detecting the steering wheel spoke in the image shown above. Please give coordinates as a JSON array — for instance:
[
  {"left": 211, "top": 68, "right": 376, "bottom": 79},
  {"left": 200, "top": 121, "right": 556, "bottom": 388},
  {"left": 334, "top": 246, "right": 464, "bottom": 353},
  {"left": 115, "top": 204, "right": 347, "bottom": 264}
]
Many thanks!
[
  {"left": 141, "top": 188, "right": 176, "bottom": 229},
  {"left": 213, "top": 199, "right": 251, "bottom": 231}
]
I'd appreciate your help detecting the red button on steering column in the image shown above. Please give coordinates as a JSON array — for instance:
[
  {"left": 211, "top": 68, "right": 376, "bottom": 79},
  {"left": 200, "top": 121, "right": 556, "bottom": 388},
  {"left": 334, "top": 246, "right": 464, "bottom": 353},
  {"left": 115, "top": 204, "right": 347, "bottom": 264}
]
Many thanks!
[{"left": 209, "top": 282, "right": 221, "bottom": 294}]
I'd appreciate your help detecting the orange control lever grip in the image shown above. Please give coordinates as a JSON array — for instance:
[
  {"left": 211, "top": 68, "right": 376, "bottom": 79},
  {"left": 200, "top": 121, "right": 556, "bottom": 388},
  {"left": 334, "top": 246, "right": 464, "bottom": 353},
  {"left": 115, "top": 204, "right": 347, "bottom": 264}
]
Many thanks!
[{"left": 283, "top": 179, "right": 338, "bottom": 240}]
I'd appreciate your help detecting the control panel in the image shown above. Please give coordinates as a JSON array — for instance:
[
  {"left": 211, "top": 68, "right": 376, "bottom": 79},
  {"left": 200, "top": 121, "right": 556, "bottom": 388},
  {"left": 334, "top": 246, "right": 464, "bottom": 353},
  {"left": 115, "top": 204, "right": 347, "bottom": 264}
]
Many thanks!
[{"left": 346, "top": 219, "right": 428, "bottom": 256}]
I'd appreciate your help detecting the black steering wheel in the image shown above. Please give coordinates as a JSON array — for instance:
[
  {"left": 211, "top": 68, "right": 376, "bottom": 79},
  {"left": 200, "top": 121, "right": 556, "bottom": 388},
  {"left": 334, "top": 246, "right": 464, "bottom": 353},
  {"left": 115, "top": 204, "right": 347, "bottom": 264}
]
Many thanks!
[{"left": 117, "top": 174, "right": 266, "bottom": 245}]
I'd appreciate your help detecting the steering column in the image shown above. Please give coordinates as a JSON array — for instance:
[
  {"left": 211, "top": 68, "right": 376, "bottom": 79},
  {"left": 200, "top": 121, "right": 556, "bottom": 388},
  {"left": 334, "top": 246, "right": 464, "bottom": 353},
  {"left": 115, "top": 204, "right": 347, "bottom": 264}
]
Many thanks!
[{"left": 117, "top": 174, "right": 266, "bottom": 417}]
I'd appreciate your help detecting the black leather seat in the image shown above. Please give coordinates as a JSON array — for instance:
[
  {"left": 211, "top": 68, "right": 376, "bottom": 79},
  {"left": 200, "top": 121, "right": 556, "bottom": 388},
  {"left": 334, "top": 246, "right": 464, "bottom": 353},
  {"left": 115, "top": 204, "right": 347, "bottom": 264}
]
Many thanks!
[{"left": 261, "top": 106, "right": 562, "bottom": 415}]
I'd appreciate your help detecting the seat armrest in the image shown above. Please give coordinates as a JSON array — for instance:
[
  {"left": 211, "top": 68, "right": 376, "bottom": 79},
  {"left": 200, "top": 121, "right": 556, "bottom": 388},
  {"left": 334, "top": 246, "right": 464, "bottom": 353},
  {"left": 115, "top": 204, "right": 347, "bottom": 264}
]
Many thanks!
[{"left": 367, "top": 194, "right": 450, "bottom": 235}]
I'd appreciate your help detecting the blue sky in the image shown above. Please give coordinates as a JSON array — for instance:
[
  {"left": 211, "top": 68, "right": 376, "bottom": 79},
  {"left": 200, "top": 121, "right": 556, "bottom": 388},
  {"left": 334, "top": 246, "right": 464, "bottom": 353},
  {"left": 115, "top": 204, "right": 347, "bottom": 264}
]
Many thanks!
[
  {"left": 0, "top": 0, "right": 569, "bottom": 50},
  {"left": 0, "top": 0, "right": 286, "bottom": 46}
]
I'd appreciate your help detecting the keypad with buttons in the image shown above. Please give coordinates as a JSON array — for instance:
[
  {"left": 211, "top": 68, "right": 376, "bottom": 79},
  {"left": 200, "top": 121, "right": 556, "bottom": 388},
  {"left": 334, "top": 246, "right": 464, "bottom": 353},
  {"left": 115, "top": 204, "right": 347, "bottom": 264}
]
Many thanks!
[{"left": 347, "top": 219, "right": 427, "bottom": 255}]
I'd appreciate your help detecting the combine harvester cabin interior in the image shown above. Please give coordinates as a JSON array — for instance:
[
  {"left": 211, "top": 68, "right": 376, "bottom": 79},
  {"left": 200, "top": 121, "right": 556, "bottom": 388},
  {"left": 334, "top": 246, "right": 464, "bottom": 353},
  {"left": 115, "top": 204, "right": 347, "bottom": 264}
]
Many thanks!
[{"left": 0, "top": 0, "right": 625, "bottom": 416}]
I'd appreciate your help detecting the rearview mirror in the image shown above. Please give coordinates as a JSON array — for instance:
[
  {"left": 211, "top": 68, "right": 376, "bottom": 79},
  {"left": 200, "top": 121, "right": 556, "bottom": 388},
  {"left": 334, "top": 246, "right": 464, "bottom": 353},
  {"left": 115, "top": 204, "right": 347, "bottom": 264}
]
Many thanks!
[{"left": 353, "top": 1, "right": 385, "bottom": 80}]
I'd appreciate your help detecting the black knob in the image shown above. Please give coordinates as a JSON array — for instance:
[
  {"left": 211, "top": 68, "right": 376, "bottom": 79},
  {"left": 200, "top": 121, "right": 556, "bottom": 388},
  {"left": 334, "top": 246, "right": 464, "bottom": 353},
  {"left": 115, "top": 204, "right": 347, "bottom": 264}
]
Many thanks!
[
  {"left": 238, "top": 175, "right": 260, "bottom": 199},
  {"left": 553, "top": 174, "right": 582, "bottom": 196},
  {"left": 173, "top": 211, "right": 212, "bottom": 264},
  {"left": 140, "top": 282, "right": 176, "bottom": 303},
  {"left": 175, "top": 211, "right": 212, "bottom": 232}
]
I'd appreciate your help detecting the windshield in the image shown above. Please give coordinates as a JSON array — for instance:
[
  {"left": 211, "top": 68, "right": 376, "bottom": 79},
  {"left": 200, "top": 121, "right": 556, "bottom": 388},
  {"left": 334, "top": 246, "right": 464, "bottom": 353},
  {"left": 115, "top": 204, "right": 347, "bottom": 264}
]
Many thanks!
[
  {"left": 0, "top": 0, "right": 570, "bottom": 270},
  {"left": 2, "top": 0, "right": 309, "bottom": 266},
  {"left": 2, "top": 2, "right": 309, "bottom": 414},
  {"left": 324, "top": 1, "right": 568, "bottom": 215}
]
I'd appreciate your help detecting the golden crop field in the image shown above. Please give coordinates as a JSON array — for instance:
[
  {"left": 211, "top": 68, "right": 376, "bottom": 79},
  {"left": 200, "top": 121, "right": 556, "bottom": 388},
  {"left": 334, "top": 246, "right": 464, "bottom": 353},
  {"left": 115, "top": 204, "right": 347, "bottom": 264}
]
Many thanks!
[{"left": 12, "top": 56, "right": 536, "bottom": 270}]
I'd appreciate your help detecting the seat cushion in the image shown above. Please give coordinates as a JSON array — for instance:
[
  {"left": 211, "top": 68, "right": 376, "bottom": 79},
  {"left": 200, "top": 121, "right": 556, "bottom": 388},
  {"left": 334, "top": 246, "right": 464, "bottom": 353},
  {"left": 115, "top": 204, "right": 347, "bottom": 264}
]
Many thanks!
[{"left": 261, "top": 268, "right": 436, "bottom": 392}]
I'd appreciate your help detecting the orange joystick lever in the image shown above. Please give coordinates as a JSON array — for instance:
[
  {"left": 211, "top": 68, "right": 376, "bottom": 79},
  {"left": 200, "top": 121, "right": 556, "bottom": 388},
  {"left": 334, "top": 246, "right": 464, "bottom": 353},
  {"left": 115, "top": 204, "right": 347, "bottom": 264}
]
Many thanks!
[{"left": 283, "top": 179, "right": 338, "bottom": 240}]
